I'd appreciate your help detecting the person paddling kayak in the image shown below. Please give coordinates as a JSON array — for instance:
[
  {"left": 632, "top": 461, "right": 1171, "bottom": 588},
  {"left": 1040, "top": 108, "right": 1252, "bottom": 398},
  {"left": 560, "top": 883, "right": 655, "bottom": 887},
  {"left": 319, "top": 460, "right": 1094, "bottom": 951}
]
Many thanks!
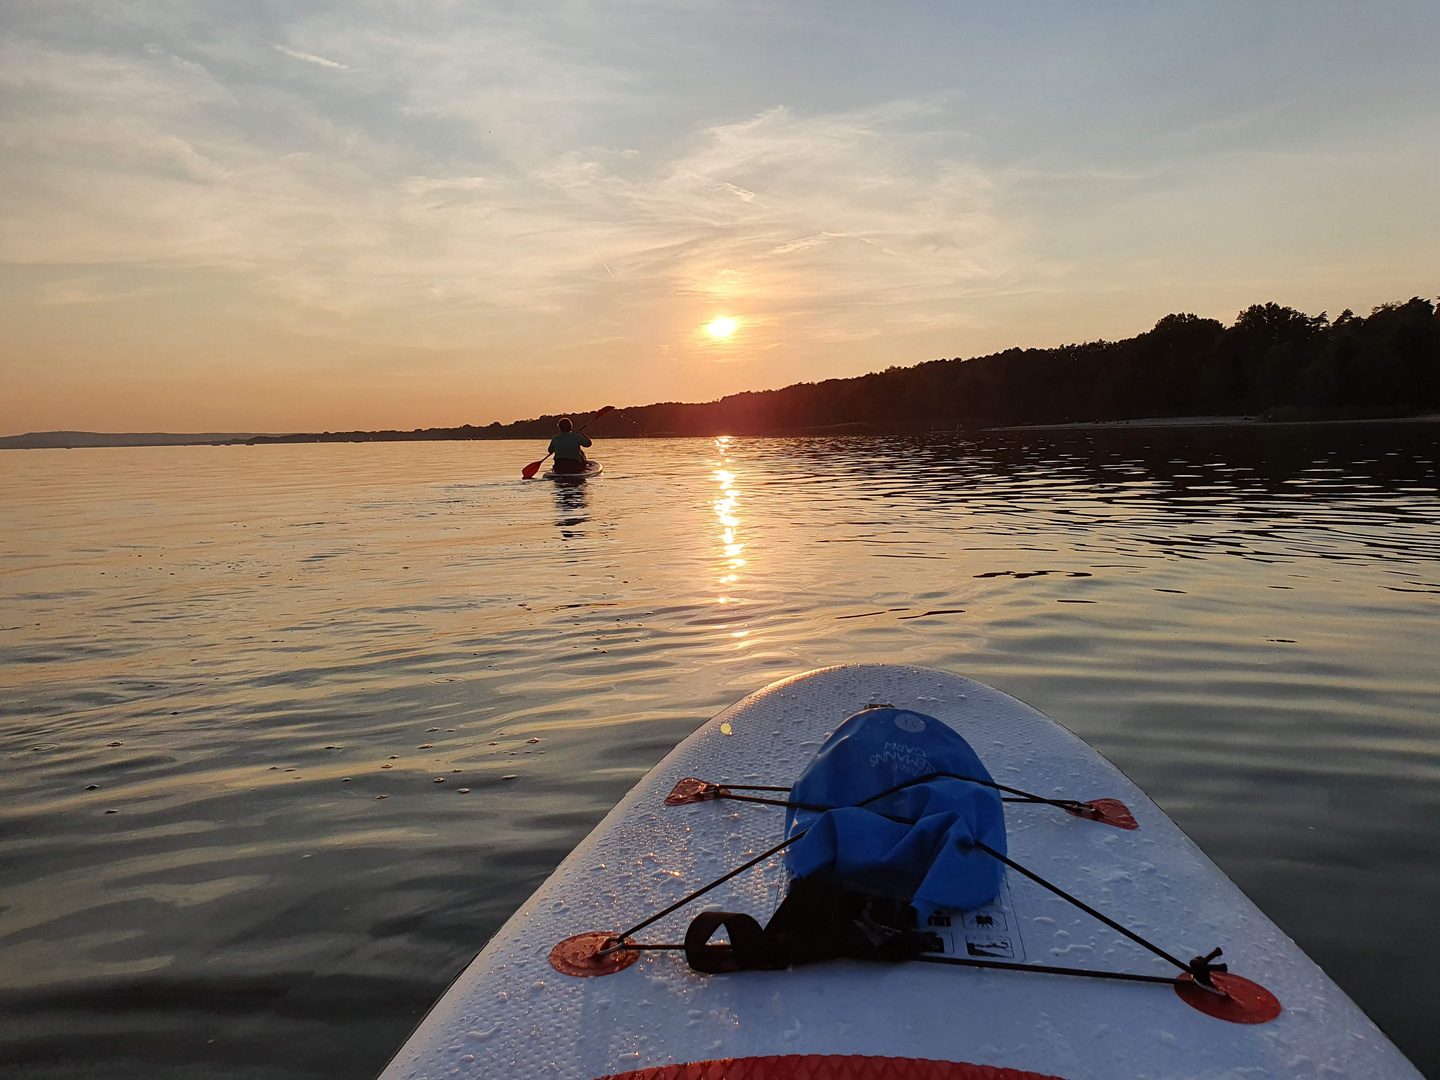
[
  {"left": 521, "top": 406, "right": 612, "bottom": 479},
  {"left": 547, "top": 417, "right": 592, "bottom": 475}
]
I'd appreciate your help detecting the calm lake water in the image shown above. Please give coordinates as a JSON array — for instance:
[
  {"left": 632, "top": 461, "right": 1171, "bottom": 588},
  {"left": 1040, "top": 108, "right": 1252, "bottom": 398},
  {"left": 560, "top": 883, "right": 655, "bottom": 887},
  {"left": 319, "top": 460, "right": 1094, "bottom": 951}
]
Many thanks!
[{"left": 2, "top": 427, "right": 1438, "bottom": 1079}]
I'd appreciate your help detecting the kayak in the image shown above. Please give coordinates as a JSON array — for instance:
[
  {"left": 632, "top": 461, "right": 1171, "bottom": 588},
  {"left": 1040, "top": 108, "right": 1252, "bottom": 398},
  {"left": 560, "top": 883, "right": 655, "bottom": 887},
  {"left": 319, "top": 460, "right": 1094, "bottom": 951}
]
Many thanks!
[
  {"left": 543, "top": 460, "right": 603, "bottom": 480},
  {"left": 379, "top": 664, "right": 1421, "bottom": 1080}
]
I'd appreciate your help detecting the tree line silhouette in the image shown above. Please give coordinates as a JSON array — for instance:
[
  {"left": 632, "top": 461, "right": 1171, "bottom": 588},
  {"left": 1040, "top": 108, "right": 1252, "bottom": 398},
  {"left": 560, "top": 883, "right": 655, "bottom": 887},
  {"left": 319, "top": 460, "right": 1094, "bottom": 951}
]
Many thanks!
[{"left": 250, "top": 296, "right": 1439, "bottom": 445}]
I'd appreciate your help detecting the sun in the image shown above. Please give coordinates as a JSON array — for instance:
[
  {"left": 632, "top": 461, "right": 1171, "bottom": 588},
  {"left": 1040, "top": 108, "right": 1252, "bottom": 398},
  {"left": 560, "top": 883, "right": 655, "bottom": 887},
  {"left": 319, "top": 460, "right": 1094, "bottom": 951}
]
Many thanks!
[{"left": 706, "top": 317, "right": 738, "bottom": 339}]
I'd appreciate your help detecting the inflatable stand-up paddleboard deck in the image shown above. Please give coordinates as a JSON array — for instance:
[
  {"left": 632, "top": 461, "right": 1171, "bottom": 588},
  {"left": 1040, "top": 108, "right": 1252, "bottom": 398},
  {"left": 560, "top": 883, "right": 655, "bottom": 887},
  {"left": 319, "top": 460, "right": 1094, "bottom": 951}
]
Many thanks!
[
  {"left": 543, "top": 460, "right": 603, "bottom": 480},
  {"left": 381, "top": 665, "right": 1421, "bottom": 1080}
]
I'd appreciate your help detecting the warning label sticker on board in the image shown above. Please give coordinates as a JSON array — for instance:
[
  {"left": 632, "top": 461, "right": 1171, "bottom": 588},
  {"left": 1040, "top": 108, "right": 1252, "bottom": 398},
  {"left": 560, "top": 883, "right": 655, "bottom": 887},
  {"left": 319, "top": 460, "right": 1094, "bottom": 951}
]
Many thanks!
[{"left": 923, "top": 874, "right": 1025, "bottom": 962}]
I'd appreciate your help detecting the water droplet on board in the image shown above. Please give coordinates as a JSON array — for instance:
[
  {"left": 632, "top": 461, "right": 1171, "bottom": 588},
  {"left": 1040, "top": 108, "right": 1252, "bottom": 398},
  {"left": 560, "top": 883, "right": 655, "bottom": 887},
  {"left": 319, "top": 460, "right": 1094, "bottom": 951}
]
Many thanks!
[
  {"left": 457, "top": 788, "right": 470, "bottom": 794},
  {"left": 502, "top": 774, "right": 518, "bottom": 781}
]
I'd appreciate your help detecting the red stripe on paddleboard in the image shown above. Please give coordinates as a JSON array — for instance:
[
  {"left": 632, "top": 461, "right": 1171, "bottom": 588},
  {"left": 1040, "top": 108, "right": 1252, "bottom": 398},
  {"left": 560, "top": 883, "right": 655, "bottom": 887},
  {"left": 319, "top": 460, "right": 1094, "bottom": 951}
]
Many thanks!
[{"left": 597, "top": 1055, "right": 1068, "bottom": 1080}]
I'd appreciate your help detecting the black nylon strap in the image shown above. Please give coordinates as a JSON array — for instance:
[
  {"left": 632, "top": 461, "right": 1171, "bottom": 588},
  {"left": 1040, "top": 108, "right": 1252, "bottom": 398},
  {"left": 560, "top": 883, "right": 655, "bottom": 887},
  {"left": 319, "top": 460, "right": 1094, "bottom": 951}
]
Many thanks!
[{"left": 683, "top": 911, "right": 779, "bottom": 973}]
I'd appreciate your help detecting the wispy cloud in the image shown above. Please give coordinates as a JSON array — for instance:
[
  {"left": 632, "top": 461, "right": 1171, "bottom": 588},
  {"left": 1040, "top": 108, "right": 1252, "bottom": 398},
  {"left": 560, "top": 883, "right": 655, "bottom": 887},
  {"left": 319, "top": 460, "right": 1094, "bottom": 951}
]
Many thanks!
[
  {"left": 35, "top": 275, "right": 167, "bottom": 306},
  {"left": 273, "top": 44, "right": 348, "bottom": 70},
  {"left": 0, "top": 28, "right": 1022, "bottom": 355}
]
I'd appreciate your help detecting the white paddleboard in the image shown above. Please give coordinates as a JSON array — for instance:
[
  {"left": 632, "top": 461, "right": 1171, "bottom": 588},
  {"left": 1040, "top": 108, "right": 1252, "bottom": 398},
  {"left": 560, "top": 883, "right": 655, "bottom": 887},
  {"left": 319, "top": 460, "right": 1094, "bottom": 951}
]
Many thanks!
[
  {"left": 543, "top": 460, "right": 603, "bottom": 480},
  {"left": 380, "top": 665, "right": 1421, "bottom": 1080}
]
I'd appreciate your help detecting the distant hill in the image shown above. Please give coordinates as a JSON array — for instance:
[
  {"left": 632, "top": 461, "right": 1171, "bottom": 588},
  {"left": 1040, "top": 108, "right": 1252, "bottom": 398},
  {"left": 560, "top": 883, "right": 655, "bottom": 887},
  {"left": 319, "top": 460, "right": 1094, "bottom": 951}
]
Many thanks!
[
  {"left": 0, "top": 431, "right": 276, "bottom": 450},
  {"left": 250, "top": 295, "right": 1440, "bottom": 444}
]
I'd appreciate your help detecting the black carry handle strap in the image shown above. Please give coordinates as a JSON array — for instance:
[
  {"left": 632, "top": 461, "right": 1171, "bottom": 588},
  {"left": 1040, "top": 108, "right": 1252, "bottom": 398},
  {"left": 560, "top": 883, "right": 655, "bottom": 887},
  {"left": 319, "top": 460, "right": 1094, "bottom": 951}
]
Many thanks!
[{"left": 683, "top": 911, "right": 778, "bottom": 973}]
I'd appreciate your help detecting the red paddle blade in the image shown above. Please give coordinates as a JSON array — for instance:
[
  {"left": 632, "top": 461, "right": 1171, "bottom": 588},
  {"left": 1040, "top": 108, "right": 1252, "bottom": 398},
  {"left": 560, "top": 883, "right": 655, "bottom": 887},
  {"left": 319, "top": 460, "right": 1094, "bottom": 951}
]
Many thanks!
[{"left": 521, "top": 460, "right": 543, "bottom": 479}]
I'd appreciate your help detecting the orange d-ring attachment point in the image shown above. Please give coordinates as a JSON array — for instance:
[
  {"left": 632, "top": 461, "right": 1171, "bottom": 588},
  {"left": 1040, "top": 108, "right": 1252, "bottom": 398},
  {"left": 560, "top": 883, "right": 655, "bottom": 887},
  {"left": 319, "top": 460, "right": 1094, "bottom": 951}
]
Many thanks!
[
  {"left": 665, "top": 778, "right": 729, "bottom": 805},
  {"left": 1175, "top": 972, "right": 1282, "bottom": 1023},
  {"left": 1063, "top": 798, "right": 1138, "bottom": 829},
  {"left": 550, "top": 932, "right": 639, "bottom": 977}
]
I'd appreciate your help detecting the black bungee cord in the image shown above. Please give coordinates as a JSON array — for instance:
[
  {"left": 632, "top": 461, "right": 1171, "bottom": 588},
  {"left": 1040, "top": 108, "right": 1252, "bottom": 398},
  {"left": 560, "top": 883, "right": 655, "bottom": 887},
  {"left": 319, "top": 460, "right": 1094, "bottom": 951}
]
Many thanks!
[
  {"left": 604, "top": 772, "right": 1026, "bottom": 951},
  {"left": 684, "top": 771, "right": 1095, "bottom": 815},
  {"left": 598, "top": 834, "right": 803, "bottom": 954},
  {"left": 599, "top": 772, "right": 1229, "bottom": 993},
  {"left": 969, "top": 838, "right": 1192, "bottom": 975}
]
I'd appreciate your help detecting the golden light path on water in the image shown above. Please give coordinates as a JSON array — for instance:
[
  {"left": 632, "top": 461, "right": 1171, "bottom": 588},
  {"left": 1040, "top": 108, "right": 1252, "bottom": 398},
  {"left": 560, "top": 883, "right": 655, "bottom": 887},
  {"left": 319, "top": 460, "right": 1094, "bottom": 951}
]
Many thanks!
[{"left": 712, "top": 437, "right": 749, "bottom": 642}]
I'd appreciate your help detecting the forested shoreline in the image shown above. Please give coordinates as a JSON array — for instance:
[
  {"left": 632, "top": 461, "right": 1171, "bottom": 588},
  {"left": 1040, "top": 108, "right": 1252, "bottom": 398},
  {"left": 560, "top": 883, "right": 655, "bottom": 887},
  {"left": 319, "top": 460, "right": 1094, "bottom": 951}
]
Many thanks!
[{"left": 250, "top": 297, "right": 1440, "bottom": 444}]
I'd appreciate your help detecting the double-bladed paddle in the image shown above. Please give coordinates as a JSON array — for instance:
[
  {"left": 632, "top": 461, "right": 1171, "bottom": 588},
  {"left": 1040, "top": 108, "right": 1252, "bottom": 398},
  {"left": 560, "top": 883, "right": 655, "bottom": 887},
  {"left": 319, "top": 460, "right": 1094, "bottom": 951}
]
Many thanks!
[{"left": 522, "top": 405, "right": 615, "bottom": 479}]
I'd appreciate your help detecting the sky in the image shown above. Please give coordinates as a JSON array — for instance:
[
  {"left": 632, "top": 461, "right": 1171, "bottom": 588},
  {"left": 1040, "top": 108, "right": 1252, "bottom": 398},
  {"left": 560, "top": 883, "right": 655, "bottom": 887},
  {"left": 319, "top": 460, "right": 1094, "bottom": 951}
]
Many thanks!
[{"left": 2, "top": 1, "right": 1437, "bottom": 435}]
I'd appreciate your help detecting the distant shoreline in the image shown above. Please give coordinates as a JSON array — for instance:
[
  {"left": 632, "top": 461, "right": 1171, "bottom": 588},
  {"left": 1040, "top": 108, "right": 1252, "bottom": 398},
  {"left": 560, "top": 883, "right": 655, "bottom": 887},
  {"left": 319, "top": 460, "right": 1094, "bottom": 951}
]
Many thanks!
[
  {"left": 0, "top": 431, "right": 282, "bottom": 450},
  {"left": 6, "top": 411, "right": 1440, "bottom": 450}
]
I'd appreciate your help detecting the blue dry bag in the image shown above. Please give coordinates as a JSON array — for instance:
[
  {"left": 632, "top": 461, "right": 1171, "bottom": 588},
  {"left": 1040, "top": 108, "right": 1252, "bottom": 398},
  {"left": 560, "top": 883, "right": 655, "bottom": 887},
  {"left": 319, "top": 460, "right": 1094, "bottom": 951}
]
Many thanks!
[{"left": 784, "top": 707, "right": 1006, "bottom": 920}]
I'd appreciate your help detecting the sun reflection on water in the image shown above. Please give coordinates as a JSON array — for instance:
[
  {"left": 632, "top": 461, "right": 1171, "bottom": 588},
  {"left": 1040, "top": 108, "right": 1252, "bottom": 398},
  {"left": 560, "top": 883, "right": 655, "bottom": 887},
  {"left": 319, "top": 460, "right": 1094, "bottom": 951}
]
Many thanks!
[{"left": 712, "top": 437, "right": 747, "bottom": 612}]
